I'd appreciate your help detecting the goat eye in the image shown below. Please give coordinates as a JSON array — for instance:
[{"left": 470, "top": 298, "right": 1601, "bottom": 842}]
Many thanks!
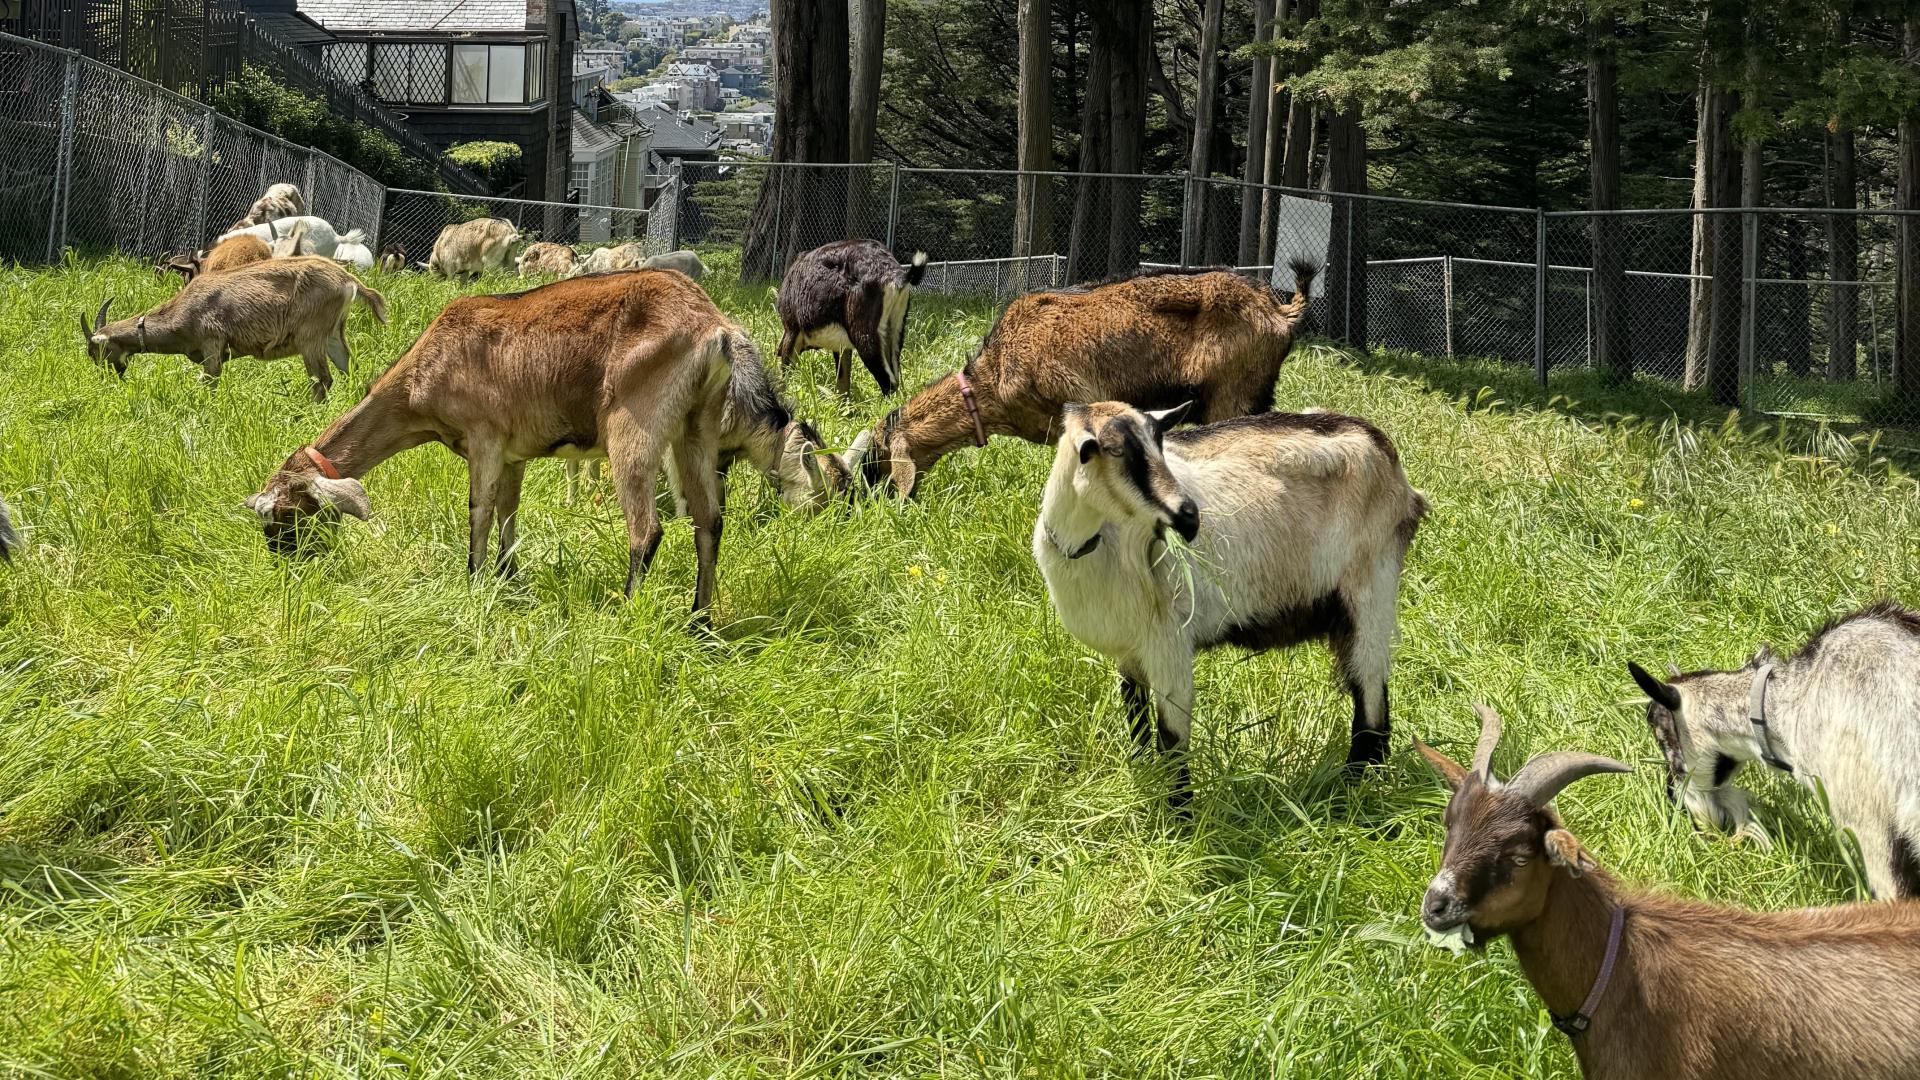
[{"left": 1509, "top": 854, "right": 1529, "bottom": 866}]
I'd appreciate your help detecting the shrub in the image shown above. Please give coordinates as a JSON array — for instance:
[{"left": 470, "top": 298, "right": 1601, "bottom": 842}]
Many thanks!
[{"left": 207, "top": 66, "right": 440, "bottom": 191}]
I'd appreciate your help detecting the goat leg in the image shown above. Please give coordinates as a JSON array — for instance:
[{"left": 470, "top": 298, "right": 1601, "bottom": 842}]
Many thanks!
[
  {"left": 670, "top": 417, "right": 723, "bottom": 629},
  {"left": 302, "top": 347, "right": 333, "bottom": 403},
  {"left": 1142, "top": 649, "right": 1197, "bottom": 809},
  {"left": 494, "top": 462, "right": 526, "bottom": 578},
  {"left": 465, "top": 451, "right": 504, "bottom": 576},
  {"left": 1119, "top": 674, "right": 1154, "bottom": 754},
  {"left": 835, "top": 350, "right": 852, "bottom": 400}
]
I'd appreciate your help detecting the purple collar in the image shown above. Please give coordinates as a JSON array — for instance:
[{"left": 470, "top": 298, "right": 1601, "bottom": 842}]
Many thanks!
[{"left": 1552, "top": 906, "right": 1625, "bottom": 1038}]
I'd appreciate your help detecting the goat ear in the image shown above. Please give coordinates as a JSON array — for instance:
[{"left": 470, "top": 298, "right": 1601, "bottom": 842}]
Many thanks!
[
  {"left": 1543, "top": 829, "right": 1598, "bottom": 877},
  {"left": 1412, "top": 733, "right": 1468, "bottom": 792},
  {"left": 310, "top": 476, "right": 371, "bottom": 520},
  {"left": 245, "top": 491, "right": 278, "bottom": 517},
  {"left": 1146, "top": 401, "right": 1194, "bottom": 433},
  {"left": 1077, "top": 436, "right": 1098, "bottom": 464},
  {"left": 1627, "top": 662, "right": 1682, "bottom": 710},
  {"left": 888, "top": 433, "right": 918, "bottom": 498}
]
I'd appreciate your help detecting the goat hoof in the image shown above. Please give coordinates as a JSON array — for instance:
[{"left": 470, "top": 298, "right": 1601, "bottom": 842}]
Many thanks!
[{"left": 1345, "top": 730, "right": 1391, "bottom": 771}]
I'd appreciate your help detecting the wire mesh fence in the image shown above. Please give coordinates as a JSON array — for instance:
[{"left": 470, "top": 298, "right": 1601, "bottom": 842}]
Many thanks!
[
  {"left": 381, "top": 188, "right": 661, "bottom": 274},
  {"left": 0, "top": 30, "right": 382, "bottom": 266}
]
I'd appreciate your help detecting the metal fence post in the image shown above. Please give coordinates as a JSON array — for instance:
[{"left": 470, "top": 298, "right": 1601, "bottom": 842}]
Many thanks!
[
  {"left": 1179, "top": 176, "right": 1195, "bottom": 268},
  {"left": 48, "top": 51, "right": 80, "bottom": 263},
  {"left": 1739, "top": 209, "right": 1759, "bottom": 414},
  {"left": 886, "top": 162, "right": 901, "bottom": 250},
  {"left": 1443, "top": 254, "right": 1455, "bottom": 357},
  {"left": 1533, "top": 208, "right": 1548, "bottom": 386}
]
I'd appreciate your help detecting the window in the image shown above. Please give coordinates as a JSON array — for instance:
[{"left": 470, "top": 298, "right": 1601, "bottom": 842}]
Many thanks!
[
  {"left": 453, "top": 43, "right": 534, "bottom": 105},
  {"left": 323, "top": 42, "right": 367, "bottom": 85},
  {"left": 371, "top": 43, "right": 445, "bottom": 104}
]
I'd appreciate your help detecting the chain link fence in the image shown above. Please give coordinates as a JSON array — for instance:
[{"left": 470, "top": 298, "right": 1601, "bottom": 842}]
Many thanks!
[
  {"left": 1, "top": 31, "right": 383, "bottom": 266},
  {"left": 381, "top": 187, "right": 664, "bottom": 274}
]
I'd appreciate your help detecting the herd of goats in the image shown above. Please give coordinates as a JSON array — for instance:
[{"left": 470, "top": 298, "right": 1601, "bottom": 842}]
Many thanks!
[{"left": 11, "top": 181, "right": 1920, "bottom": 1076}]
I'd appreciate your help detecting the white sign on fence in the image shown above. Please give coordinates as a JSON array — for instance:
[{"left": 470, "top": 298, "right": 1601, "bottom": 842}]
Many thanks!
[{"left": 1271, "top": 195, "right": 1330, "bottom": 298}]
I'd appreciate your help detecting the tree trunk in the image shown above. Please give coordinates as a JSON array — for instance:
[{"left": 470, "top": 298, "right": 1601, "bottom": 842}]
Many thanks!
[
  {"left": 1701, "top": 87, "right": 1742, "bottom": 407},
  {"left": 1589, "top": 10, "right": 1629, "bottom": 386},
  {"left": 1182, "top": 0, "right": 1224, "bottom": 265},
  {"left": 743, "top": 0, "right": 852, "bottom": 282},
  {"left": 849, "top": 0, "right": 884, "bottom": 163},
  {"left": 1323, "top": 104, "right": 1367, "bottom": 347},
  {"left": 1782, "top": 220, "right": 1811, "bottom": 377},
  {"left": 1684, "top": 70, "right": 1718, "bottom": 385},
  {"left": 1899, "top": 15, "right": 1920, "bottom": 401},
  {"left": 1826, "top": 127, "right": 1858, "bottom": 380},
  {"left": 1104, "top": 0, "right": 1151, "bottom": 273},
  {"left": 1237, "top": 0, "right": 1275, "bottom": 266},
  {"left": 1067, "top": 21, "right": 1112, "bottom": 282},
  {"left": 1264, "top": 0, "right": 1314, "bottom": 259},
  {"left": 1013, "top": 0, "right": 1053, "bottom": 259}
]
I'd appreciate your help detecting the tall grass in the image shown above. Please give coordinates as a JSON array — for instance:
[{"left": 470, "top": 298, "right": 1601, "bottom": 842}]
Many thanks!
[{"left": 1, "top": 256, "right": 1916, "bottom": 1077}]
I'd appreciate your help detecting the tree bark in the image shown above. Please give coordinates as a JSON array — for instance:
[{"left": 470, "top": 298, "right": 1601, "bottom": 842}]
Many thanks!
[
  {"left": 1826, "top": 127, "right": 1858, "bottom": 380},
  {"left": 1104, "top": 0, "right": 1151, "bottom": 274},
  {"left": 849, "top": 0, "right": 884, "bottom": 164},
  {"left": 1684, "top": 69, "right": 1717, "bottom": 384},
  {"left": 1067, "top": 18, "right": 1112, "bottom": 282},
  {"left": 1264, "top": 0, "right": 1314, "bottom": 259},
  {"left": 1182, "top": 0, "right": 1224, "bottom": 264},
  {"left": 1237, "top": 0, "right": 1275, "bottom": 266},
  {"left": 1588, "top": 9, "right": 1629, "bottom": 386},
  {"left": 1898, "top": 15, "right": 1920, "bottom": 400},
  {"left": 742, "top": 0, "right": 852, "bottom": 281},
  {"left": 1701, "top": 86, "right": 1742, "bottom": 407},
  {"left": 1323, "top": 103, "right": 1367, "bottom": 347},
  {"left": 1013, "top": 0, "right": 1053, "bottom": 259}
]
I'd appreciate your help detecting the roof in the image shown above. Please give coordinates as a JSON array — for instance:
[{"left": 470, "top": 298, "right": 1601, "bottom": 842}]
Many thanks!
[
  {"left": 253, "top": 11, "right": 338, "bottom": 47},
  {"left": 571, "top": 109, "right": 626, "bottom": 156},
  {"left": 632, "top": 104, "right": 719, "bottom": 153},
  {"left": 297, "top": 0, "right": 530, "bottom": 33}
]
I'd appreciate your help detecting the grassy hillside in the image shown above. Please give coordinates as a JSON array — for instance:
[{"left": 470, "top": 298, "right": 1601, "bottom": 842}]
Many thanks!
[{"left": 1, "top": 256, "right": 1917, "bottom": 1077}]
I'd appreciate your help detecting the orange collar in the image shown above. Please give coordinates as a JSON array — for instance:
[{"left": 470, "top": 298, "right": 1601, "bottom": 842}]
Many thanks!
[
  {"left": 304, "top": 446, "right": 342, "bottom": 479},
  {"left": 953, "top": 370, "right": 987, "bottom": 448}
]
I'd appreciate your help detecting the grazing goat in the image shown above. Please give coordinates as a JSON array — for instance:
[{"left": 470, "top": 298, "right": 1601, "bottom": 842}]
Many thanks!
[
  {"left": 228, "top": 183, "right": 305, "bottom": 231},
  {"left": 776, "top": 241, "right": 926, "bottom": 398},
  {"left": 202, "top": 234, "right": 272, "bottom": 276},
  {"left": 515, "top": 241, "right": 577, "bottom": 278},
  {"left": 1628, "top": 601, "right": 1920, "bottom": 899},
  {"left": 246, "top": 271, "right": 847, "bottom": 621},
  {"left": 1416, "top": 706, "right": 1920, "bottom": 1080},
  {"left": 845, "top": 265, "right": 1316, "bottom": 497},
  {"left": 83, "top": 257, "right": 387, "bottom": 401},
  {"left": 1032, "top": 402, "right": 1425, "bottom": 803},
  {"left": 427, "top": 218, "right": 520, "bottom": 281},
  {"left": 377, "top": 243, "right": 408, "bottom": 273},
  {"left": 217, "top": 216, "right": 363, "bottom": 260},
  {"left": 570, "top": 242, "right": 647, "bottom": 277},
  {"left": 641, "top": 249, "right": 707, "bottom": 280},
  {"left": 333, "top": 240, "right": 374, "bottom": 271},
  {"left": 0, "top": 493, "right": 15, "bottom": 562}
]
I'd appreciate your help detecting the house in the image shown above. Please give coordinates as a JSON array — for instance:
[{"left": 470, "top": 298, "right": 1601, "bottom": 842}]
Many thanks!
[
  {"left": 682, "top": 42, "right": 761, "bottom": 67},
  {"left": 628, "top": 18, "right": 673, "bottom": 45},
  {"left": 631, "top": 104, "right": 720, "bottom": 172},
  {"left": 658, "top": 61, "right": 721, "bottom": 111},
  {"left": 302, "top": 0, "right": 577, "bottom": 199},
  {"left": 576, "top": 45, "right": 625, "bottom": 83}
]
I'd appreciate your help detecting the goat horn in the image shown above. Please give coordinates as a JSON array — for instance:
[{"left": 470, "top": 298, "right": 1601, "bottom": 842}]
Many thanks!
[
  {"left": 94, "top": 299, "right": 112, "bottom": 332},
  {"left": 842, "top": 429, "right": 874, "bottom": 472},
  {"left": 1469, "top": 703, "right": 1503, "bottom": 780},
  {"left": 1505, "top": 751, "right": 1633, "bottom": 810}
]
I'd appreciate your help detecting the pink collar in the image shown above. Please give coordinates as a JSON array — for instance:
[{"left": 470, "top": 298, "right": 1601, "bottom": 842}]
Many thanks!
[
  {"left": 953, "top": 370, "right": 987, "bottom": 448},
  {"left": 304, "top": 446, "right": 342, "bottom": 480}
]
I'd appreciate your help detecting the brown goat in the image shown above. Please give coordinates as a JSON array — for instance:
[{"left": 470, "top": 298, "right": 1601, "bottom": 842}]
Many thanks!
[
  {"left": 844, "top": 265, "right": 1315, "bottom": 496},
  {"left": 1416, "top": 706, "right": 1920, "bottom": 1080},
  {"left": 84, "top": 256, "right": 386, "bottom": 401},
  {"left": 245, "top": 271, "right": 848, "bottom": 621},
  {"left": 202, "top": 234, "right": 273, "bottom": 275}
]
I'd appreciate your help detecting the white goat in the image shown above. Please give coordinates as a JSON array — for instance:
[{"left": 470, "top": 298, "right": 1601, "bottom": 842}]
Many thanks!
[
  {"left": 332, "top": 241, "right": 374, "bottom": 270},
  {"left": 640, "top": 249, "right": 707, "bottom": 280},
  {"left": 217, "top": 216, "right": 363, "bottom": 260},
  {"left": 1630, "top": 601, "right": 1920, "bottom": 898},
  {"left": 426, "top": 218, "right": 520, "bottom": 282},
  {"left": 1033, "top": 403, "right": 1426, "bottom": 804}
]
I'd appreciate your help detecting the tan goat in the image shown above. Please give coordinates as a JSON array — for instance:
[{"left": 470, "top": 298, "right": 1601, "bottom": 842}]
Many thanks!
[
  {"left": 228, "top": 182, "right": 306, "bottom": 231},
  {"left": 846, "top": 265, "right": 1315, "bottom": 496},
  {"left": 83, "top": 257, "right": 388, "bottom": 401},
  {"left": 246, "top": 271, "right": 849, "bottom": 622},
  {"left": 427, "top": 218, "right": 520, "bottom": 281},
  {"left": 1417, "top": 706, "right": 1920, "bottom": 1080},
  {"left": 515, "top": 241, "right": 577, "bottom": 278},
  {"left": 202, "top": 234, "right": 272, "bottom": 275}
]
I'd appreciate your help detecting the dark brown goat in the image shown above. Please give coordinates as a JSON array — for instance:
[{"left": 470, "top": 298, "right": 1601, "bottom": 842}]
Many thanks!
[
  {"left": 246, "top": 271, "right": 846, "bottom": 622},
  {"left": 843, "top": 265, "right": 1315, "bottom": 496},
  {"left": 1416, "top": 705, "right": 1920, "bottom": 1080},
  {"left": 776, "top": 240, "right": 928, "bottom": 398}
]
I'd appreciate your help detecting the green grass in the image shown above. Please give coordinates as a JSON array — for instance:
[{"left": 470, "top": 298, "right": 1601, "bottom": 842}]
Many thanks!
[{"left": 2, "top": 254, "right": 1918, "bottom": 1077}]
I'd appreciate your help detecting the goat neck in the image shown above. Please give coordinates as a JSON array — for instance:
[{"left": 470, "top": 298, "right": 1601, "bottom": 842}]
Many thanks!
[
  {"left": 1508, "top": 862, "right": 1629, "bottom": 1040},
  {"left": 295, "top": 377, "right": 436, "bottom": 477},
  {"left": 1037, "top": 439, "right": 1162, "bottom": 561}
]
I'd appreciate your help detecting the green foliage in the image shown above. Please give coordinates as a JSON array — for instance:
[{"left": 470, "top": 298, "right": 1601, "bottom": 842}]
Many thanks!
[
  {"left": 207, "top": 66, "right": 438, "bottom": 192},
  {"left": 446, "top": 140, "right": 526, "bottom": 191},
  {"left": 2, "top": 256, "right": 1916, "bottom": 1075}
]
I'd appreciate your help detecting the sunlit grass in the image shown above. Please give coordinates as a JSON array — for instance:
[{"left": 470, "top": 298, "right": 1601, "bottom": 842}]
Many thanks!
[{"left": 1, "top": 255, "right": 1917, "bottom": 1076}]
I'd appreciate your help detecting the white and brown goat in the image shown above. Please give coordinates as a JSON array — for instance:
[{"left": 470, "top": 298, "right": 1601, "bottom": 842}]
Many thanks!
[
  {"left": 83, "top": 257, "right": 387, "bottom": 401},
  {"left": 1032, "top": 402, "right": 1425, "bottom": 804},
  {"left": 1417, "top": 706, "right": 1920, "bottom": 1080},
  {"left": 847, "top": 264, "right": 1316, "bottom": 496},
  {"left": 776, "top": 240, "right": 927, "bottom": 398},
  {"left": 228, "top": 183, "right": 306, "bottom": 231},
  {"left": 1628, "top": 601, "right": 1920, "bottom": 898},
  {"left": 217, "top": 216, "right": 363, "bottom": 261},
  {"left": 515, "top": 241, "right": 577, "bottom": 278},
  {"left": 246, "top": 271, "right": 848, "bottom": 622}
]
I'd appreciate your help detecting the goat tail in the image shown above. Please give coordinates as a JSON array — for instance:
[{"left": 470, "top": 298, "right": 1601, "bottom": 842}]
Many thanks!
[
  {"left": 903, "top": 250, "right": 929, "bottom": 288},
  {"left": 339, "top": 228, "right": 367, "bottom": 245},
  {"left": 354, "top": 282, "right": 390, "bottom": 324},
  {"left": 1398, "top": 488, "right": 1431, "bottom": 546},
  {"left": 1282, "top": 258, "right": 1319, "bottom": 318}
]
